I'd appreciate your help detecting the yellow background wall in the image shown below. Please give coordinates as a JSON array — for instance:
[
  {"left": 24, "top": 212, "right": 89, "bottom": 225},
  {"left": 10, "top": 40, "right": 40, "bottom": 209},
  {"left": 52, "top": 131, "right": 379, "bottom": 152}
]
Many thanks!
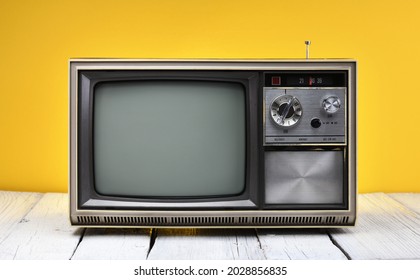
[{"left": 0, "top": 0, "right": 419, "bottom": 193}]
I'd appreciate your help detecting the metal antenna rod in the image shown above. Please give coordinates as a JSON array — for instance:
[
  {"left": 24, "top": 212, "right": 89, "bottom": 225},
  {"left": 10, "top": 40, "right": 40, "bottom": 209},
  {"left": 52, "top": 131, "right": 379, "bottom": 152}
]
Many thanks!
[{"left": 305, "top": 41, "right": 311, "bottom": 59}]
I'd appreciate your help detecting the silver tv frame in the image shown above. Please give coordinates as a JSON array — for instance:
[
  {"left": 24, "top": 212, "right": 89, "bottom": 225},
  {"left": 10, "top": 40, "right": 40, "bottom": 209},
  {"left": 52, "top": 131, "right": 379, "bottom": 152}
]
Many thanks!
[{"left": 69, "top": 59, "right": 357, "bottom": 228}]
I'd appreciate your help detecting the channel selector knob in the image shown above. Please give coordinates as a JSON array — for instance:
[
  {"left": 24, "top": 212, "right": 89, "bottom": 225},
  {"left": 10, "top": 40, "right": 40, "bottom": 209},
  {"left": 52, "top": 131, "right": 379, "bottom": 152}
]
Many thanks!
[
  {"left": 270, "top": 95, "right": 303, "bottom": 128},
  {"left": 322, "top": 96, "right": 341, "bottom": 114}
]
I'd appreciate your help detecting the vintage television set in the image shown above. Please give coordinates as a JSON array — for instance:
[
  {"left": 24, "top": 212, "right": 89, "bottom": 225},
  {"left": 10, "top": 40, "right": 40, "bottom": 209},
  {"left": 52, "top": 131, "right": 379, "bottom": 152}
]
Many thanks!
[{"left": 70, "top": 59, "right": 356, "bottom": 227}]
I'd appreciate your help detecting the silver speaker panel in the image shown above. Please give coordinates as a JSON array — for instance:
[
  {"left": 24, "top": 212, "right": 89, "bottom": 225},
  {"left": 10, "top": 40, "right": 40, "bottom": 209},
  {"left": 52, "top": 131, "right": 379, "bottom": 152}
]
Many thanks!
[{"left": 265, "top": 151, "right": 344, "bottom": 204}]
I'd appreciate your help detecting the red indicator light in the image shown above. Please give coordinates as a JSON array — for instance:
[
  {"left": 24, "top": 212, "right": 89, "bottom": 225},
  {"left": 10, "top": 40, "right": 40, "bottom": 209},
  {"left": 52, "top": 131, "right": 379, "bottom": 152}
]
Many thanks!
[
  {"left": 309, "top": 77, "right": 315, "bottom": 86},
  {"left": 272, "top": 76, "right": 281, "bottom": 85}
]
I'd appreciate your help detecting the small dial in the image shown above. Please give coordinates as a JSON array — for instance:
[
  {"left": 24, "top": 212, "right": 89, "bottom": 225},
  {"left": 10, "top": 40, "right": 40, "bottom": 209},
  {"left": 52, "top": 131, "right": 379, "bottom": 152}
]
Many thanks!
[
  {"left": 311, "top": 118, "right": 322, "bottom": 128},
  {"left": 270, "top": 95, "right": 303, "bottom": 128},
  {"left": 322, "top": 96, "right": 341, "bottom": 114}
]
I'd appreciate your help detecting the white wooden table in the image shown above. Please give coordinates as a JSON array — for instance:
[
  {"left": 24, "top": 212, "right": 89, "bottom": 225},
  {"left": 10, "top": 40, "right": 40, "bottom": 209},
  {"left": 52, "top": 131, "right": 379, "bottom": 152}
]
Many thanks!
[{"left": 0, "top": 191, "right": 419, "bottom": 260}]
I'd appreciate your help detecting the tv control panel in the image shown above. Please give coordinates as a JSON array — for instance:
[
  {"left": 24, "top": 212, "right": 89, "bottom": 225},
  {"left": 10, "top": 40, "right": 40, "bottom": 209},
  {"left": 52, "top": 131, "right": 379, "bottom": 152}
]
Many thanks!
[{"left": 263, "top": 72, "right": 347, "bottom": 145}]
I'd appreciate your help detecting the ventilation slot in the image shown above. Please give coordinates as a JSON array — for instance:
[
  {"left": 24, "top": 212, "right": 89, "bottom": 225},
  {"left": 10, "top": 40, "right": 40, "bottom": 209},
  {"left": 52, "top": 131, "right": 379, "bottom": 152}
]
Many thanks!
[
  {"left": 246, "top": 216, "right": 345, "bottom": 226},
  {"left": 77, "top": 216, "right": 101, "bottom": 224},
  {"left": 342, "top": 216, "right": 350, "bottom": 224},
  {"left": 167, "top": 216, "right": 223, "bottom": 225},
  {"left": 238, "top": 217, "right": 248, "bottom": 224},
  {"left": 324, "top": 216, "right": 336, "bottom": 224},
  {"left": 100, "top": 216, "right": 167, "bottom": 225}
]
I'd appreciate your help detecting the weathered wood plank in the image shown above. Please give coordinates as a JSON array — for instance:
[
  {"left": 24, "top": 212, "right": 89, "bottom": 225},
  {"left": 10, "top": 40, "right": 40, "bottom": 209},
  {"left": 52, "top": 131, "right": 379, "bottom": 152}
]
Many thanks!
[
  {"left": 0, "top": 193, "right": 83, "bottom": 260},
  {"left": 1, "top": 191, "right": 419, "bottom": 260},
  {"left": 71, "top": 228, "right": 152, "bottom": 260},
  {"left": 388, "top": 193, "right": 420, "bottom": 214},
  {"left": 256, "top": 229, "right": 347, "bottom": 259},
  {"left": 0, "top": 191, "right": 43, "bottom": 249},
  {"left": 147, "top": 229, "right": 266, "bottom": 260},
  {"left": 329, "top": 193, "right": 420, "bottom": 259}
]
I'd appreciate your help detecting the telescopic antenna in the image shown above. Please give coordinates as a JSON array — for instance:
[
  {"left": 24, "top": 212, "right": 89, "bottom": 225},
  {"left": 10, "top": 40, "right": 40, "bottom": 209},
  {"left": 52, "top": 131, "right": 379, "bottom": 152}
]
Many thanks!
[{"left": 305, "top": 40, "right": 311, "bottom": 59}]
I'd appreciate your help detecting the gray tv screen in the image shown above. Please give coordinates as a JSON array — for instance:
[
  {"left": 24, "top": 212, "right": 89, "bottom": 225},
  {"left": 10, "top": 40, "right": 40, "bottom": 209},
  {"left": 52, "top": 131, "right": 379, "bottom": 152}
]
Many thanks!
[{"left": 93, "top": 81, "right": 246, "bottom": 197}]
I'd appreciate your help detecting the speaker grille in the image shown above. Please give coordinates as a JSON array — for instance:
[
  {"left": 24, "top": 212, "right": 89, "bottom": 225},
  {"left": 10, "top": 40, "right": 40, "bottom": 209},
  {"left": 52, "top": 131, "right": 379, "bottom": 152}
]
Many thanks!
[{"left": 75, "top": 215, "right": 351, "bottom": 227}]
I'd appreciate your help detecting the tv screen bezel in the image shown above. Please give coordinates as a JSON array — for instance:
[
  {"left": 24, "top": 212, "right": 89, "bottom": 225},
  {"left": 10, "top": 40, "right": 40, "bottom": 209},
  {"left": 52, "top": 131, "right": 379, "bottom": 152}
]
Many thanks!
[{"left": 77, "top": 70, "right": 261, "bottom": 210}]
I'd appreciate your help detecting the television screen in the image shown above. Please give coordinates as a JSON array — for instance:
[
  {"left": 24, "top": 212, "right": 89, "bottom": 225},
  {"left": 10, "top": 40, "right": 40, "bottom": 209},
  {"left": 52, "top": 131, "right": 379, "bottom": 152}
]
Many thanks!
[{"left": 93, "top": 80, "right": 246, "bottom": 197}]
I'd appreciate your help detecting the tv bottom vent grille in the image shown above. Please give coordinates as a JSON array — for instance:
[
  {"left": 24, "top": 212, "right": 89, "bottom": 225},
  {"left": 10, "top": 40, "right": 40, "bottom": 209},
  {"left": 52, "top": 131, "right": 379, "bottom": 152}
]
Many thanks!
[
  {"left": 77, "top": 216, "right": 101, "bottom": 224},
  {"left": 75, "top": 215, "right": 351, "bottom": 227}
]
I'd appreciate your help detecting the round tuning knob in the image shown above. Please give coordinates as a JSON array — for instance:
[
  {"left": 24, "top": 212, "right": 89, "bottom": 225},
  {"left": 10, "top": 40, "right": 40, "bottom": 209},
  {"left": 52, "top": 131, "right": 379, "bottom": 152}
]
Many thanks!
[
  {"left": 322, "top": 96, "right": 341, "bottom": 114},
  {"left": 270, "top": 95, "right": 303, "bottom": 128}
]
